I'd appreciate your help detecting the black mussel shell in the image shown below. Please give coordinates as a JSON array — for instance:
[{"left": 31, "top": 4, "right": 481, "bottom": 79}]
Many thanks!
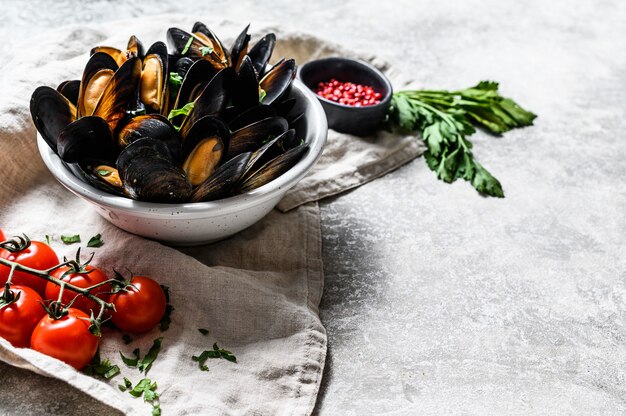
[
  {"left": 117, "top": 138, "right": 192, "bottom": 203},
  {"left": 67, "top": 162, "right": 126, "bottom": 197},
  {"left": 290, "top": 112, "right": 307, "bottom": 138},
  {"left": 57, "top": 116, "right": 117, "bottom": 164},
  {"left": 239, "top": 129, "right": 297, "bottom": 183},
  {"left": 182, "top": 116, "right": 229, "bottom": 159},
  {"left": 127, "top": 35, "right": 145, "bottom": 60},
  {"left": 174, "top": 57, "right": 195, "bottom": 78},
  {"left": 173, "top": 59, "right": 218, "bottom": 111},
  {"left": 233, "top": 55, "right": 259, "bottom": 109},
  {"left": 230, "top": 24, "right": 250, "bottom": 71},
  {"left": 237, "top": 144, "right": 308, "bottom": 194},
  {"left": 118, "top": 114, "right": 181, "bottom": 162},
  {"left": 248, "top": 33, "right": 276, "bottom": 76},
  {"left": 168, "top": 27, "right": 224, "bottom": 70},
  {"left": 93, "top": 57, "right": 142, "bottom": 132},
  {"left": 260, "top": 59, "right": 297, "bottom": 105},
  {"left": 140, "top": 41, "right": 169, "bottom": 114},
  {"left": 78, "top": 52, "right": 119, "bottom": 117},
  {"left": 182, "top": 116, "right": 229, "bottom": 186},
  {"left": 227, "top": 116, "right": 288, "bottom": 158},
  {"left": 228, "top": 105, "right": 276, "bottom": 131},
  {"left": 191, "top": 21, "right": 230, "bottom": 67},
  {"left": 57, "top": 80, "right": 80, "bottom": 106},
  {"left": 191, "top": 152, "right": 251, "bottom": 202},
  {"left": 178, "top": 67, "right": 235, "bottom": 138},
  {"left": 30, "top": 86, "right": 77, "bottom": 153}
]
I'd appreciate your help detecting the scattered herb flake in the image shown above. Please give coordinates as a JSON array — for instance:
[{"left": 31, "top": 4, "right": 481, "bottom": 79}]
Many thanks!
[
  {"left": 181, "top": 36, "right": 194, "bottom": 55},
  {"left": 119, "top": 377, "right": 133, "bottom": 392},
  {"left": 192, "top": 341, "right": 237, "bottom": 371},
  {"left": 44, "top": 234, "right": 53, "bottom": 245},
  {"left": 198, "top": 328, "right": 209, "bottom": 336},
  {"left": 199, "top": 46, "right": 214, "bottom": 56},
  {"left": 120, "top": 348, "right": 140, "bottom": 367},
  {"left": 259, "top": 88, "right": 267, "bottom": 103},
  {"left": 97, "top": 169, "right": 112, "bottom": 177},
  {"left": 138, "top": 337, "right": 163, "bottom": 374},
  {"left": 60, "top": 234, "right": 81, "bottom": 244},
  {"left": 167, "top": 102, "right": 195, "bottom": 122},
  {"left": 83, "top": 349, "right": 120, "bottom": 379},
  {"left": 87, "top": 233, "right": 104, "bottom": 248}
]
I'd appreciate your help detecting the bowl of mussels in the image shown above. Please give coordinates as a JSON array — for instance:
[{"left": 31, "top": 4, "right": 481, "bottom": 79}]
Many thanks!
[{"left": 31, "top": 22, "right": 327, "bottom": 245}]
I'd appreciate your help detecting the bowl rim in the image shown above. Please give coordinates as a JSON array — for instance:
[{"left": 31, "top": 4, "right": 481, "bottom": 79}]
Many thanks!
[
  {"left": 298, "top": 56, "right": 393, "bottom": 110},
  {"left": 37, "top": 78, "right": 328, "bottom": 217}
]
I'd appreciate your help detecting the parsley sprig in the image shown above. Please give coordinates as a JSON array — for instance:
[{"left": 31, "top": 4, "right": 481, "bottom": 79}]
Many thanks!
[{"left": 389, "top": 81, "right": 536, "bottom": 197}]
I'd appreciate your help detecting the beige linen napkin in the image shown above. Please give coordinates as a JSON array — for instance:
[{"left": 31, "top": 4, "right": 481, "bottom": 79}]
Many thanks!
[{"left": 0, "top": 15, "right": 423, "bottom": 415}]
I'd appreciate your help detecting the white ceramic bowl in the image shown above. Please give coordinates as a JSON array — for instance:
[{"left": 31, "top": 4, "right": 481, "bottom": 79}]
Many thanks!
[{"left": 37, "top": 79, "right": 327, "bottom": 246}]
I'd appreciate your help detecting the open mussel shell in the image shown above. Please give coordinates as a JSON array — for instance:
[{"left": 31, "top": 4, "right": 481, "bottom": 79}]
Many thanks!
[
  {"left": 239, "top": 129, "right": 297, "bottom": 183},
  {"left": 140, "top": 41, "right": 169, "bottom": 114},
  {"left": 77, "top": 52, "right": 119, "bottom": 117},
  {"left": 118, "top": 114, "right": 181, "bottom": 162},
  {"left": 117, "top": 138, "right": 192, "bottom": 203},
  {"left": 227, "top": 116, "right": 289, "bottom": 158},
  {"left": 190, "top": 152, "right": 251, "bottom": 202},
  {"left": 57, "top": 116, "right": 117, "bottom": 164},
  {"left": 181, "top": 116, "right": 228, "bottom": 186},
  {"left": 237, "top": 144, "right": 309, "bottom": 194},
  {"left": 168, "top": 27, "right": 226, "bottom": 70},
  {"left": 227, "top": 104, "right": 276, "bottom": 131},
  {"left": 178, "top": 67, "right": 235, "bottom": 138},
  {"left": 173, "top": 59, "right": 218, "bottom": 111},
  {"left": 233, "top": 55, "right": 259, "bottom": 109},
  {"left": 260, "top": 59, "right": 297, "bottom": 105},
  {"left": 126, "top": 35, "right": 145, "bottom": 60},
  {"left": 191, "top": 21, "right": 230, "bottom": 68},
  {"left": 248, "top": 33, "right": 276, "bottom": 76},
  {"left": 93, "top": 57, "right": 142, "bottom": 132},
  {"left": 67, "top": 162, "right": 126, "bottom": 196},
  {"left": 57, "top": 80, "right": 80, "bottom": 106},
  {"left": 230, "top": 24, "right": 250, "bottom": 71},
  {"left": 30, "top": 86, "right": 77, "bottom": 153}
]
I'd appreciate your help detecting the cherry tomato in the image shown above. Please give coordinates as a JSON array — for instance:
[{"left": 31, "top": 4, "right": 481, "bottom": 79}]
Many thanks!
[
  {"left": 110, "top": 276, "right": 166, "bottom": 333},
  {"left": 0, "top": 285, "right": 46, "bottom": 348},
  {"left": 0, "top": 229, "right": 5, "bottom": 241},
  {"left": 30, "top": 308, "right": 98, "bottom": 370},
  {"left": 46, "top": 266, "right": 110, "bottom": 315},
  {"left": 0, "top": 241, "right": 59, "bottom": 296}
]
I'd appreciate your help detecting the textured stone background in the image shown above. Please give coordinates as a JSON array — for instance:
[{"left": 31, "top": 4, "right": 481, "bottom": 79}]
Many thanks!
[{"left": 1, "top": 0, "right": 626, "bottom": 415}]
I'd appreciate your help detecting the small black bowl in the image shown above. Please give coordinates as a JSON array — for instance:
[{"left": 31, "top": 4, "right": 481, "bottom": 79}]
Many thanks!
[{"left": 298, "top": 57, "right": 393, "bottom": 136}]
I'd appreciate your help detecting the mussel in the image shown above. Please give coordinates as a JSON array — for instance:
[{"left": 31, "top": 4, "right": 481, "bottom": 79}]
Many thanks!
[{"left": 30, "top": 22, "right": 306, "bottom": 204}]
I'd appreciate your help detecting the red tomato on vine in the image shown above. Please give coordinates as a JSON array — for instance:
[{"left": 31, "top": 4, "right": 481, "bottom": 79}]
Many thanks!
[
  {"left": 0, "top": 285, "right": 46, "bottom": 348},
  {"left": 30, "top": 308, "right": 99, "bottom": 370},
  {"left": 46, "top": 265, "right": 110, "bottom": 315},
  {"left": 0, "top": 237, "right": 59, "bottom": 296},
  {"left": 110, "top": 274, "right": 166, "bottom": 333}
]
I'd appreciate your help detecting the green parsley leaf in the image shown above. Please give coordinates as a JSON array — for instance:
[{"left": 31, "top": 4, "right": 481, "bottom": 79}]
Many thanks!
[
  {"left": 152, "top": 404, "right": 161, "bottom": 416},
  {"left": 198, "top": 328, "right": 209, "bottom": 336},
  {"left": 119, "top": 377, "right": 133, "bottom": 392},
  {"left": 97, "top": 169, "right": 112, "bottom": 177},
  {"left": 167, "top": 102, "right": 195, "bottom": 122},
  {"left": 389, "top": 82, "right": 535, "bottom": 197},
  {"left": 60, "top": 234, "right": 81, "bottom": 244},
  {"left": 259, "top": 88, "right": 267, "bottom": 103},
  {"left": 87, "top": 233, "right": 104, "bottom": 248},
  {"left": 192, "top": 341, "right": 237, "bottom": 371},
  {"left": 83, "top": 349, "right": 120, "bottom": 379},
  {"left": 129, "top": 378, "right": 153, "bottom": 398},
  {"left": 181, "top": 36, "right": 194, "bottom": 55},
  {"left": 199, "top": 46, "right": 214, "bottom": 56},
  {"left": 169, "top": 72, "right": 183, "bottom": 97},
  {"left": 120, "top": 348, "right": 140, "bottom": 367},
  {"left": 138, "top": 337, "right": 163, "bottom": 374}
]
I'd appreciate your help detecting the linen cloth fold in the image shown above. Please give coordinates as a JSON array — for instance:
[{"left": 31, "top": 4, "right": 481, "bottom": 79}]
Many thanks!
[{"left": 0, "top": 15, "right": 423, "bottom": 415}]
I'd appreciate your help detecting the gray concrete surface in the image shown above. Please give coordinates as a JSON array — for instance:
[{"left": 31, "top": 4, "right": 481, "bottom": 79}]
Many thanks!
[{"left": 1, "top": 0, "right": 626, "bottom": 415}]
